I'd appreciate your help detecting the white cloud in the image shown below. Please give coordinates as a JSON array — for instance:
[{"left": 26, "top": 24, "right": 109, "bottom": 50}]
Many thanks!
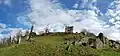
[
  {"left": 109, "top": 18, "right": 115, "bottom": 23},
  {"left": 0, "top": 34, "right": 8, "bottom": 38},
  {"left": 4, "top": 0, "right": 11, "bottom": 5},
  {"left": 0, "top": 23, "right": 6, "bottom": 29},
  {"left": 7, "top": 28, "right": 27, "bottom": 37},
  {"left": 0, "top": 27, "right": 27, "bottom": 38},
  {"left": 74, "top": 0, "right": 97, "bottom": 9},
  {"left": 106, "top": 0, "right": 120, "bottom": 28},
  {"left": 103, "top": 0, "right": 120, "bottom": 41},
  {"left": 0, "top": 0, "right": 11, "bottom": 6},
  {"left": 73, "top": 3, "right": 79, "bottom": 8},
  {"left": 19, "top": 0, "right": 101, "bottom": 32},
  {"left": 17, "top": 0, "right": 120, "bottom": 41},
  {"left": 0, "top": 23, "right": 6, "bottom": 34},
  {"left": 0, "top": 23, "right": 8, "bottom": 38}
]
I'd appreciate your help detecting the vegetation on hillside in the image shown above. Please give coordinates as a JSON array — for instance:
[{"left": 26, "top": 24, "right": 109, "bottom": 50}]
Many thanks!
[
  {"left": 0, "top": 27, "right": 120, "bottom": 56},
  {"left": 0, "top": 35, "right": 119, "bottom": 56}
]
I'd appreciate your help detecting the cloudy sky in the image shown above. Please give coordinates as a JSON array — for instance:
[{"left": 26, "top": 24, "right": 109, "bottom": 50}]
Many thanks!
[{"left": 0, "top": 0, "right": 120, "bottom": 40}]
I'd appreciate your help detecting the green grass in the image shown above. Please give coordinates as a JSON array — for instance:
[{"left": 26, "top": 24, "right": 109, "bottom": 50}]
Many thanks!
[
  {"left": 34, "top": 36, "right": 64, "bottom": 44},
  {"left": 0, "top": 36, "right": 120, "bottom": 56}
]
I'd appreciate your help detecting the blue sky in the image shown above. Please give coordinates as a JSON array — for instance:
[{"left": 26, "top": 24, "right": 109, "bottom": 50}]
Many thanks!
[
  {"left": 0, "top": 0, "right": 113, "bottom": 27},
  {"left": 0, "top": 0, "right": 120, "bottom": 40},
  {"left": 0, "top": 0, "right": 29, "bottom": 28}
]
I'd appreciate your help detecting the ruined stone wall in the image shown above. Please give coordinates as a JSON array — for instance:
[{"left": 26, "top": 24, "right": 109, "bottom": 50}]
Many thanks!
[{"left": 65, "top": 26, "right": 73, "bottom": 34}]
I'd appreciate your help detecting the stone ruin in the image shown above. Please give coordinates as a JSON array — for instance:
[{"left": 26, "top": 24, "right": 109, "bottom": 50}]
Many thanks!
[
  {"left": 65, "top": 26, "right": 73, "bottom": 34},
  {"left": 79, "top": 32, "right": 120, "bottom": 49},
  {"left": 63, "top": 30, "right": 120, "bottom": 49}
]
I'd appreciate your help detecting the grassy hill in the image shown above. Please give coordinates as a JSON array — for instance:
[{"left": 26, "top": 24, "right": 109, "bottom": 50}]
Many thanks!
[{"left": 0, "top": 35, "right": 120, "bottom": 56}]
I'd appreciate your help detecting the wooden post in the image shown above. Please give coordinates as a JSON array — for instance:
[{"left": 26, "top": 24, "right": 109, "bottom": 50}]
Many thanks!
[
  {"left": 27, "top": 25, "right": 34, "bottom": 41},
  {"left": 16, "top": 30, "right": 22, "bottom": 44},
  {"left": 18, "top": 36, "right": 21, "bottom": 44}
]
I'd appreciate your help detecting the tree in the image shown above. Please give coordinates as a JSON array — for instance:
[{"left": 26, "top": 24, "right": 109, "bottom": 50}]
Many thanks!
[{"left": 44, "top": 24, "right": 50, "bottom": 35}]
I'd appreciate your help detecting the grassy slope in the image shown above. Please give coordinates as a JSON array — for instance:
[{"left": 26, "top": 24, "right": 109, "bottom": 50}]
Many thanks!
[{"left": 0, "top": 36, "right": 120, "bottom": 56}]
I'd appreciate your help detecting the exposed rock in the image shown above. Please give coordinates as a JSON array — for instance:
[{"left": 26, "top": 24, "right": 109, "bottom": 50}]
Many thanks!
[
  {"left": 80, "top": 37, "right": 89, "bottom": 46},
  {"left": 88, "top": 38, "right": 97, "bottom": 49},
  {"left": 96, "top": 39, "right": 104, "bottom": 49}
]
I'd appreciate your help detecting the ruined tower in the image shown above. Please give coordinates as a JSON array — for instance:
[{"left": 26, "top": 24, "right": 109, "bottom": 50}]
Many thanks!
[{"left": 65, "top": 26, "right": 73, "bottom": 34}]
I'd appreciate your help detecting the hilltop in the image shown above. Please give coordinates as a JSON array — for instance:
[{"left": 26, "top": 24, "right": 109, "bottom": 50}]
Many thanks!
[
  {"left": 0, "top": 32, "right": 120, "bottom": 56},
  {"left": 0, "top": 26, "right": 120, "bottom": 56}
]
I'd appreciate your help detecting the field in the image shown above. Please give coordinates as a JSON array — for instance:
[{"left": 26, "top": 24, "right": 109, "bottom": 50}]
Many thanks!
[{"left": 0, "top": 36, "right": 120, "bottom": 56}]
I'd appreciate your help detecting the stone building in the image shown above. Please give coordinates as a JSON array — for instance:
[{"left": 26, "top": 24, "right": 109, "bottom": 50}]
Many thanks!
[{"left": 65, "top": 26, "right": 73, "bottom": 34}]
